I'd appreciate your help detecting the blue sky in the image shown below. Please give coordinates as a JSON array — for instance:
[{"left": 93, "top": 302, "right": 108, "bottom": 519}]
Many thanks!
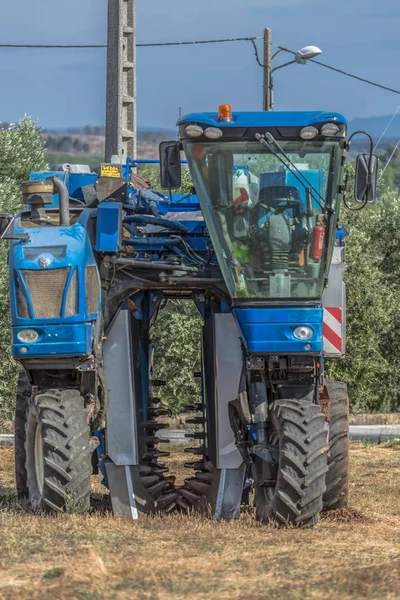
[{"left": 0, "top": 0, "right": 399, "bottom": 129}]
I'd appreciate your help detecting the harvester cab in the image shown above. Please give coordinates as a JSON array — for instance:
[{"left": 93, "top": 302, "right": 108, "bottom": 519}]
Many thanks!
[{"left": 3, "top": 107, "right": 377, "bottom": 527}]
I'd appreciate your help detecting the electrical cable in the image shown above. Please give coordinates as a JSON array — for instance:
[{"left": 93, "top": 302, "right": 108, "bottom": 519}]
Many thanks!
[
  {"left": 3, "top": 35, "right": 400, "bottom": 101},
  {"left": 379, "top": 138, "right": 400, "bottom": 179},
  {"left": 373, "top": 104, "right": 400, "bottom": 151},
  {"left": 274, "top": 45, "right": 400, "bottom": 97},
  {"left": 0, "top": 36, "right": 261, "bottom": 49}
]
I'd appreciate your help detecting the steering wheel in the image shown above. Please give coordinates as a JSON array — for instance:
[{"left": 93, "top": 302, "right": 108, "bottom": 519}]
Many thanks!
[
  {"left": 261, "top": 198, "right": 301, "bottom": 210},
  {"left": 258, "top": 185, "right": 302, "bottom": 211}
]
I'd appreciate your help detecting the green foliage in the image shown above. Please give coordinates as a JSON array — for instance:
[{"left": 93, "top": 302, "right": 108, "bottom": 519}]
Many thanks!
[
  {"left": 137, "top": 164, "right": 193, "bottom": 195},
  {"left": 379, "top": 144, "right": 400, "bottom": 192},
  {"left": 2, "top": 122, "right": 400, "bottom": 418},
  {"left": 0, "top": 117, "right": 47, "bottom": 419},
  {"left": 327, "top": 171, "right": 400, "bottom": 413},
  {"left": 151, "top": 301, "right": 202, "bottom": 413}
]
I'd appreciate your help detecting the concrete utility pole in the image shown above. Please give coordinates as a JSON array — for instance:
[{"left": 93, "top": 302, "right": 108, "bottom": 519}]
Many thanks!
[
  {"left": 263, "top": 28, "right": 272, "bottom": 111},
  {"left": 105, "top": 0, "right": 137, "bottom": 162}
]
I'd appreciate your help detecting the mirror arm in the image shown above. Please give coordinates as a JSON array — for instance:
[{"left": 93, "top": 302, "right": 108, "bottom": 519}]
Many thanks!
[
  {"left": 1, "top": 233, "right": 30, "bottom": 242},
  {"left": 347, "top": 130, "right": 374, "bottom": 172}
]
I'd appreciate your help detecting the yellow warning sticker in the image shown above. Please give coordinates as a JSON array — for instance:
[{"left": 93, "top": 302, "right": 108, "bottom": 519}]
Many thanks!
[{"left": 100, "top": 164, "right": 121, "bottom": 178}]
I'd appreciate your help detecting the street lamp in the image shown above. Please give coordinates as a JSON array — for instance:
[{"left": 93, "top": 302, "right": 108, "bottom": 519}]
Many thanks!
[
  {"left": 271, "top": 46, "right": 322, "bottom": 74},
  {"left": 263, "top": 28, "right": 323, "bottom": 110}
]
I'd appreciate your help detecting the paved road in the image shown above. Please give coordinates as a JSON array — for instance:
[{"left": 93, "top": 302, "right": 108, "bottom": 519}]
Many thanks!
[
  {"left": 1, "top": 426, "right": 400, "bottom": 448},
  {"left": 349, "top": 425, "right": 400, "bottom": 444}
]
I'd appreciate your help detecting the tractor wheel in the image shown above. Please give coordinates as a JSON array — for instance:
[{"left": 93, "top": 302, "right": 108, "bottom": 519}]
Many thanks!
[
  {"left": 255, "top": 399, "right": 328, "bottom": 528},
  {"left": 15, "top": 371, "right": 31, "bottom": 499},
  {"left": 25, "top": 389, "right": 92, "bottom": 513},
  {"left": 323, "top": 381, "right": 349, "bottom": 511}
]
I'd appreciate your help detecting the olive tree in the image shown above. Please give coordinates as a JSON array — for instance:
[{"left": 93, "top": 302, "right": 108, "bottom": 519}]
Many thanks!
[{"left": 0, "top": 117, "right": 46, "bottom": 419}]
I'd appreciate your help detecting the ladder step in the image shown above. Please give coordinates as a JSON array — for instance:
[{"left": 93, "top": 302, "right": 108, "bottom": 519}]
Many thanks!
[
  {"left": 149, "top": 397, "right": 161, "bottom": 404},
  {"left": 180, "top": 488, "right": 202, "bottom": 504},
  {"left": 184, "top": 403, "right": 203, "bottom": 412},
  {"left": 176, "top": 496, "right": 192, "bottom": 511},
  {"left": 185, "top": 478, "right": 209, "bottom": 495},
  {"left": 150, "top": 380, "right": 166, "bottom": 387},
  {"left": 151, "top": 467, "right": 169, "bottom": 475},
  {"left": 138, "top": 465, "right": 152, "bottom": 476},
  {"left": 142, "top": 450, "right": 170, "bottom": 460},
  {"left": 185, "top": 417, "right": 206, "bottom": 425},
  {"left": 140, "top": 475, "right": 160, "bottom": 488},
  {"left": 185, "top": 432, "right": 206, "bottom": 440},
  {"left": 147, "top": 407, "right": 170, "bottom": 418},
  {"left": 194, "top": 472, "right": 214, "bottom": 484},
  {"left": 141, "top": 436, "right": 166, "bottom": 444},
  {"left": 184, "top": 446, "right": 207, "bottom": 456},
  {"left": 142, "top": 422, "right": 169, "bottom": 431},
  {"left": 147, "top": 480, "right": 168, "bottom": 499},
  {"left": 157, "top": 492, "right": 178, "bottom": 510},
  {"left": 184, "top": 461, "right": 207, "bottom": 471}
]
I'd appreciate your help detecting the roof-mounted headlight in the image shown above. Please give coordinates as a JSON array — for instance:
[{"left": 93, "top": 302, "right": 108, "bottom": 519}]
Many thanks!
[
  {"left": 204, "top": 127, "right": 223, "bottom": 139},
  {"left": 300, "top": 126, "right": 319, "bottom": 140},
  {"left": 321, "top": 123, "right": 340, "bottom": 136},
  {"left": 185, "top": 125, "right": 203, "bottom": 138}
]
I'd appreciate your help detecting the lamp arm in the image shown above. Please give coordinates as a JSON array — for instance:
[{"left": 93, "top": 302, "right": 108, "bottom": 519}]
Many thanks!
[{"left": 271, "top": 59, "right": 296, "bottom": 73}]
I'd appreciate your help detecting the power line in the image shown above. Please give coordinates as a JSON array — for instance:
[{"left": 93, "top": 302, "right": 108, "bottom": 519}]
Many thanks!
[
  {"left": 137, "top": 36, "right": 261, "bottom": 47},
  {"left": 373, "top": 104, "right": 400, "bottom": 151},
  {"left": 2, "top": 36, "right": 400, "bottom": 100},
  {"left": 276, "top": 45, "right": 400, "bottom": 97},
  {"left": 0, "top": 44, "right": 106, "bottom": 48},
  {"left": 379, "top": 138, "right": 400, "bottom": 178},
  {"left": 0, "top": 36, "right": 261, "bottom": 49}
]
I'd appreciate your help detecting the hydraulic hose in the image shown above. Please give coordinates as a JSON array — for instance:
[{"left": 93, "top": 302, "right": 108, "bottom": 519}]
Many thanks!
[
  {"left": 48, "top": 176, "right": 70, "bottom": 226},
  {"left": 123, "top": 213, "right": 188, "bottom": 234}
]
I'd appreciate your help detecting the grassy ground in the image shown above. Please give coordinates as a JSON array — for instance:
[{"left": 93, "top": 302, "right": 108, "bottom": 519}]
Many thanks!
[{"left": 0, "top": 445, "right": 399, "bottom": 600}]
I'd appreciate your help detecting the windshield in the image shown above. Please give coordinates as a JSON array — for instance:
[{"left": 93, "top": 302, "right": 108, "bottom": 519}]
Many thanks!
[{"left": 184, "top": 139, "right": 342, "bottom": 300}]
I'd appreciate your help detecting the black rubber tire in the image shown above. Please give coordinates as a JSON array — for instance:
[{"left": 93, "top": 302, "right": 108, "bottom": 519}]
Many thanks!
[
  {"left": 323, "top": 381, "right": 349, "bottom": 511},
  {"left": 14, "top": 371, "right": 31, "bottom": 499},
  {"left": 255, "top": 399, "right": 328, "bottom": 528},
  {"left": 25, "top": 389, "right": 92, "bottom": 513}
]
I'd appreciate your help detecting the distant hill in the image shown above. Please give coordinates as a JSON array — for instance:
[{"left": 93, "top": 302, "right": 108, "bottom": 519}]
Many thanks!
[{"left": 348, "top": 114, "right": 400, "bottom": 138}]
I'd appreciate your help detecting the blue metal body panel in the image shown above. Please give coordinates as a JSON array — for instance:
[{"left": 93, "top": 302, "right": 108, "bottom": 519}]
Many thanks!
[
  {"left": 233, "top": 307, "right": 323, "bottom": 354},
  {"left": 12, "top": 322, "right": 94, "bottom": 357},
  {"left": 178, "top": 111, "right": 347, "bottom": 128},
  {"left": 9, "top": 208, "right": 100, "bottom": 358},
  {"left": 69, "top": 173, "right": 98, "bottom": 200},
  {"left": 96, "top": 202, "right": 121, "bottom": 253},
  {"left": 29, "top": 171, "right": 97, "bottom": 207}
]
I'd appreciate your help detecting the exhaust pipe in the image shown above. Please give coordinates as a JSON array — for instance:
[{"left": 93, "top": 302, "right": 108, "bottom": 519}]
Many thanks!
[{"left": 48, "top": 176, "right": 70, "bottom": 226}]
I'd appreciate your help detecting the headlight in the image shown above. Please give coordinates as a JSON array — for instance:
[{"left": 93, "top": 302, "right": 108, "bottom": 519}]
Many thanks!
[
  {"left": 185, "top": 125, "right": 203, "bottom": 138},
  {"left": 17, "top": 329, "right": 39, "bottom": 343},
  {"left": 321, "top": 123, "right": 339, "bottom": 136},
  {"left": 204, "top": 127, "right": 223, "bottom": 139},
  {"left": 300, "top": 126, "right": 319, "bottom": 139},
  {"left": 38, "top": 256, "right": 51, "bottom": 268},
  {"left": 293, "top": 326, "right": 314, "bottom": 340}
]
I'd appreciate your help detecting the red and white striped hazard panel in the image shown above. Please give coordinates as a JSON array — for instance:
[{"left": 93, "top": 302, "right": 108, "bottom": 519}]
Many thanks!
[{"left": 323, "top": 307, "right": 343, "bottom": 356}]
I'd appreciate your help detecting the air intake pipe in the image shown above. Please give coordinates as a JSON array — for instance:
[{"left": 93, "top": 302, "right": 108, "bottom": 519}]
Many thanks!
[{"left": 48, "top": 176, "right": 70, "bottom": 226}]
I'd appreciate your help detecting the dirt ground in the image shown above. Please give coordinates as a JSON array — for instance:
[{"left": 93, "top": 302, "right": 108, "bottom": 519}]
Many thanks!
[{"left": 0, "top": 444, "right": 399, "bottom": 600}]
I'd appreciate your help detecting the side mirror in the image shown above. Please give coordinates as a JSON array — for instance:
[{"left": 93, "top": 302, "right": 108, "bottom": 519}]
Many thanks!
[
  {"left": 0, "top": 213, "right": 13, "bottom": 237},
  {"left": 159, "top": 141, "right": 182, "bottom": 189},
  {"left": 355, "top": 153, "right": 378, "bottom": 203}
]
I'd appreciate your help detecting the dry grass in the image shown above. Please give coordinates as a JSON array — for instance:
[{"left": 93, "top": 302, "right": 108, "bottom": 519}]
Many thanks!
[
  {"left": 0, "top": 445, "right": 400, "bottom": 600},
  {"left": 349, "top": 414, "right": 400, "bottom": 425}
]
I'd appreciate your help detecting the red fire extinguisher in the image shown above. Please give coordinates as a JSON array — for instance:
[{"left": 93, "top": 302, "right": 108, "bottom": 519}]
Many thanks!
[{"left": 310, "top": 219, "right": 325, "bottom": 260}]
